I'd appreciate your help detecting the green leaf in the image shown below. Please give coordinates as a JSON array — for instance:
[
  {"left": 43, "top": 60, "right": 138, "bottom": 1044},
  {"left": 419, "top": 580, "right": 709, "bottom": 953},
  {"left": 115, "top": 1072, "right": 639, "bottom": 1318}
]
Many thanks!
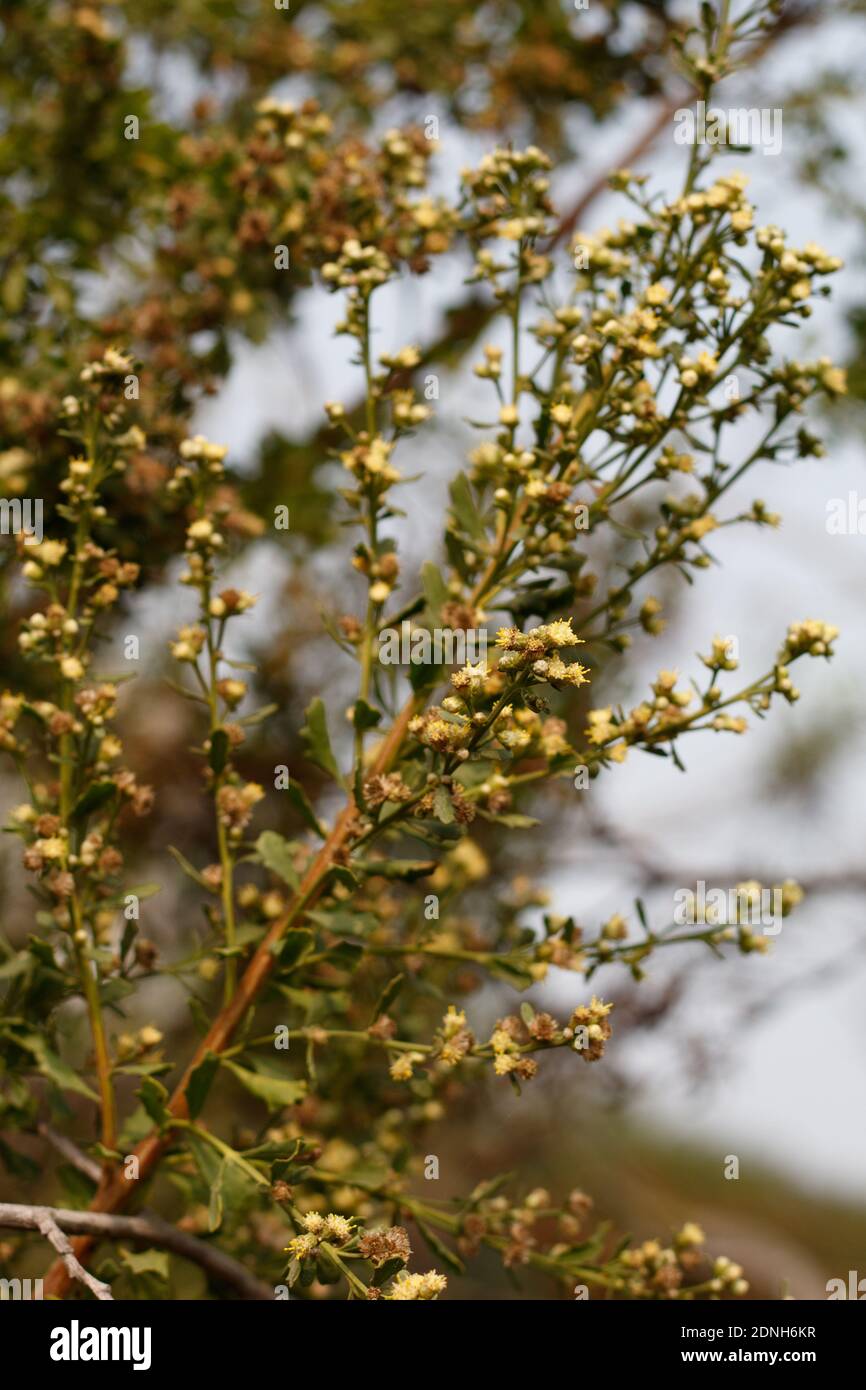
[
  {"left": 274, "top": 929, "right": 315, "bottom": 969},
  {"left": 373, "top": 973, "right": 405, "bottom": 1019},
  {"left": 433, "top": 784, "right": 455, "bottom": 825},
  {"left": 324, "top": 863, "right": 358, "bottom": 891},
  {"left": 372, "top": 1256, "right": 406, "bottom": 1288},
  {"left": 137, "top": 1074, "right": 170, "bottom": 1127},
  {"left": 476, "top": 809, "right": 540, "bottom": 829},
  {"left": 237, "top": 702, "right": 279, "bottom": 728},
  {"left": 208, "top": 727, "right": 230, "bottom": 775},
  {"left": 420, "top": 561, "right": 449, "bottom": 622},
  {"left": 208, "top": 1156, "right": 226, "bottom": 1233},
  {"left": 0, "top": 951, "right": 31, "bottom": 982},
  {"left": 351, "top": 698, "right": 381, "bottom": 732},
  {"left": 255, "top": 831, "right": 300, "bottom": 890},
  {"left": 486, "top": 955, "right": 535, "bottom": 990},
  {"left": 118, "top": 1247, "right": 170, "bottom": 1281},
  {"left": 188, "top": 995, "right": 211, "bottom": 1036},
  {"left": 71, "top": 781, "right": 117, "bottom": 823},
  {"left": 222, "top": 1060, "right": 307, "bottom": 1112},
  {"left": 325, "top": 940, "right": 363, "bottom": 973},
  {"left": 449, "top": 472, "right": 485, "bottom": 540},
  {"left": 283, "top": 781, "right": 327, "bottom": 838},
  {"left": 300, "top": 697, "right": 340, "bottom": 780},
  {"left": 4, "top": 1028, "right": 98, "bottom": 1100},
  {"left": 414, "top": 1216, "right": 466, "bottom": 1274},
  {"left": 187, "top": 1050, "right": 220, "bottom": 1120},
  {"left": 168, "top": 845, "right": 210, "bottom": 889},
  {"left": 353, "top": 858, "right": 435, "bottom": 882}
]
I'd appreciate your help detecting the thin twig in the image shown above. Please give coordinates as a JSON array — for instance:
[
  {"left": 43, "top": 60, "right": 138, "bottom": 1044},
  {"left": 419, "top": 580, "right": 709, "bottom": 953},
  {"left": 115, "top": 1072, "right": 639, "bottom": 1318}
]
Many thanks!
[
  {"left": 1, "top": 1204, "right": 114, "bottom": 1299},
  {"left": 35, "top": 1126, "right": 272, "bottom": 1300}
]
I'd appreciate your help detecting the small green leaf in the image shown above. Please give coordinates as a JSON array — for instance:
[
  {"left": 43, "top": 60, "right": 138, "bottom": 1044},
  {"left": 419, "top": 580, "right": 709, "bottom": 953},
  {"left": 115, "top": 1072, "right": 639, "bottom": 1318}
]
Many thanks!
[
  {"left": 282, "top": 781, "right": 327, "bottom": 838},
  {"left": 71, "top": 781, "right": 117, "bottom": 823},
  {"left": 237, "top": 702, "right": 279, "bottom": 727},
  {"left": 187, "top": 1050, "right": 220, "bottom": 1120},
  {"left": 414, "top": 1216, "right": 465, "bottom": 1274},
  {"left": 351, "top": 698, "right": 381, "bottom": 732},
  {"left": 300, "top": 697, "right": 340, "bottom": 780},
  {"left": 372, "top": 1256, "right": 406, "bottom": 1288},
  {"left": 3, "top": 1028, "right": 98, "bottom": 1100},
  {"left": 208, "top": 1157, "right": 226, "bottom": 1232},
  {"left": 486, "top": 955, "right": 535, "bottom": 990},
  {"left": 255, "top": 831, "right": 301, "bottom": 890},
  {"left": 274, "top": 929, "right": 315, "bottom": 969},
  {"left": 168, "top": 845, "right": 210, "bottom": 889},
  {"left": 222, "top": 1060, "right": 307, "bottom": 1112},
  {"left": 137, "top": 1074, "right": 170, "bottom": 1127},
  {"left": 476, "top": 809, "right": 539, "bottom": 829},
  {"left": 208, "top": 727, "right": 230, "bottom": 775},
  {"left": 449, "top": 472, "right": 485, "bottom": 540},
  {"left": 433, "top": 784, "right": 455, "bottom": 825},
  {"left": 420, "top": 561, "right": 448, "bottom": 622},
  {"left": 373, "top": 973, "right": 405, "bottom": 1019},
  {"left": 118, "top": 1247, "right": 170, "bottom": 1281},
  {"left": 353, "top": 858, "right": 435, "bottom": 882}
]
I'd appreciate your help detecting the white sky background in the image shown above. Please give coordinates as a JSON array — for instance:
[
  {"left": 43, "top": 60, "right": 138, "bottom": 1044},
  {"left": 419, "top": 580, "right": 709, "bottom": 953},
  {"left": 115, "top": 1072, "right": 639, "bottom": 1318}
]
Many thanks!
[{"left": 172, "top": 6, "right": 866, "bottom": 1198}]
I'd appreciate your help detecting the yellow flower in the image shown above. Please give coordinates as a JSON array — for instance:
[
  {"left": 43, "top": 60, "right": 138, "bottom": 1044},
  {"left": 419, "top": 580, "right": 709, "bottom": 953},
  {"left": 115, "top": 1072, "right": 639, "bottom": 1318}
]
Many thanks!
[
  {"left": 645, "top": 282, "right": 669, "bottom": 306},
  {"left": 820, "top": 364, "right": 847, "bottom": 396},
  {"left": 32, "top": 540, "right": 67, "bottom": 567},
  {"left": 389, "top": 1270, "right": 447, "bottom": 1300},
  {"left": 323, "top": 1213, "right": 353, "bottom": 1242},
  {"left": 286, "top": 1233, "right": 318, "bottom": 1259}
]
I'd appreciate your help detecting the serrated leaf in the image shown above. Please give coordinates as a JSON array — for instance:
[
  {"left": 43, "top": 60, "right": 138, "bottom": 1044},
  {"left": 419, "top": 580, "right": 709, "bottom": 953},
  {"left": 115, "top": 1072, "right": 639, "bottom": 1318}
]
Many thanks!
[
  {"left": 300, "top": 697, "right": 340, "bottom": 780},
  {"left": 433, "top": 784, "right": 455, "bottom": 824},
  {"left": 118, "top": 1247, "right": 170, "bottom": 1281},
  {"left": 255, "top": 831, "right": 300, "bottom": 890},
  {"left": 3, "top": 1028, "right": 98, "bottom": 1100},
  {"left": 222, "top": 1060, "right": 307, "bottom": 1112}
]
